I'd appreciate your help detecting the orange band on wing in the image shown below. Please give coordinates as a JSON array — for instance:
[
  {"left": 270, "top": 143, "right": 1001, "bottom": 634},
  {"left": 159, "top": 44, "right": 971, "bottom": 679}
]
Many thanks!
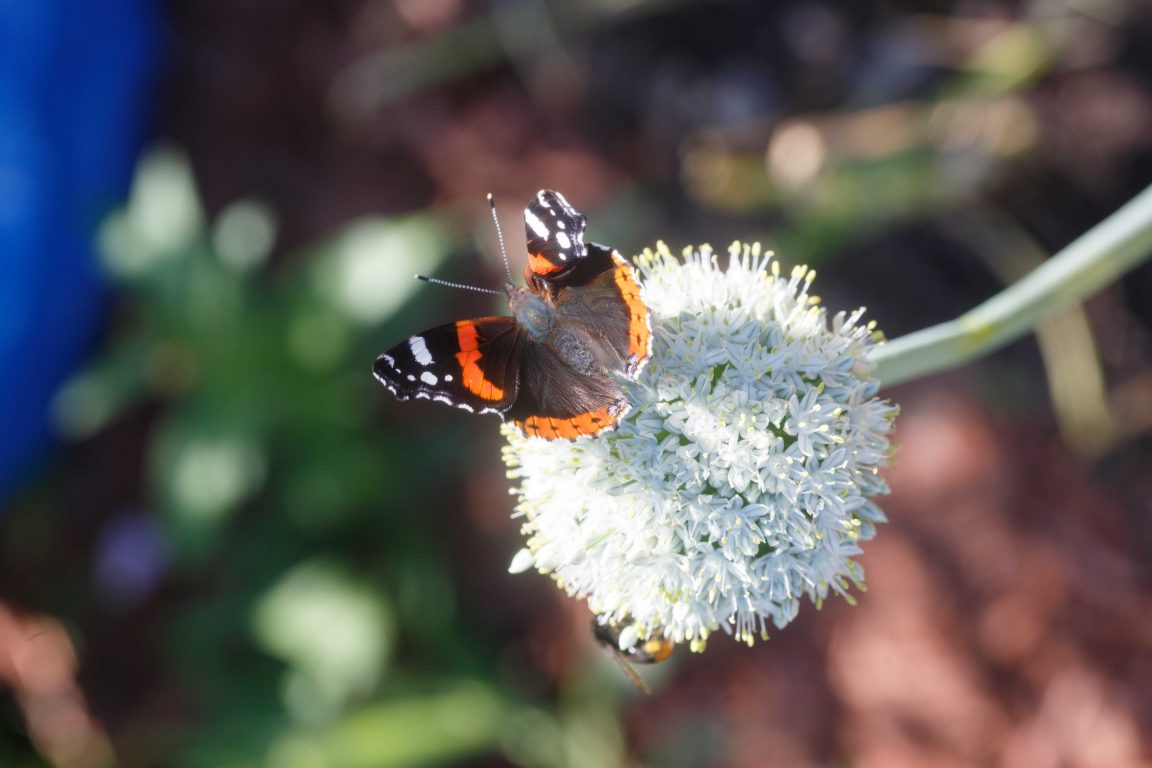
[
  {"left": 514, "top": 404, "right": 621, "bottom": 439},
  {"left": 455, "top": 323, "right": 506, "bottom": 401},
  {"left": 611, "top": 254, "right": 652, "bottom": 369},
  {"left": 527, "top": 252, "right": 565, "bottom": 277}
]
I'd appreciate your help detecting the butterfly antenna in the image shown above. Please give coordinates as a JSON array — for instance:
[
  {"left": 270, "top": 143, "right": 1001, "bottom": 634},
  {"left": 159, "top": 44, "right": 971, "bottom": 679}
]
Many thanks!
[
  {"left": 488, "top": 193, "right": 515, "bottom": 282},
  {"left": 414, "top": 274, "right": 499, "bottom": 295}
]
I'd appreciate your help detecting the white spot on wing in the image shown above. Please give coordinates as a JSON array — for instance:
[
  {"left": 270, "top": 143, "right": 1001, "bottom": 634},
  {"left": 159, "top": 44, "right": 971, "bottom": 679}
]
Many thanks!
[
  {"left": 409, "top": 335, "right": 433, "bottom": 366},
  {"left": 373, "top": 369, "right": 401, "bottom": 396},
  {"left": 555, "top": 231, "right": 571, "bottom": 250},
  {"left": 421, "top": 371, "right": 438, "bottom": 386},
  {"left": 524, "top": 210, "right": 549, "bottom": 238},
  {"left": 444, "top": 374, "right": 454, "bottom": 381}
]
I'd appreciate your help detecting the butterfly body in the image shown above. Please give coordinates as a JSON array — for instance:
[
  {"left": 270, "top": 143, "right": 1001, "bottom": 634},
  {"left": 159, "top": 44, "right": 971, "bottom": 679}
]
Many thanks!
[{"left": 374, "top": 190, "right": 652, "bottom": 440}]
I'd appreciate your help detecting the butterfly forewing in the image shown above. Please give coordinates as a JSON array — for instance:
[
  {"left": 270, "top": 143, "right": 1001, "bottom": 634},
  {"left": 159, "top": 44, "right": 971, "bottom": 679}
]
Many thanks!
[
  {"left": 374, "top": 318, "right": 520, "bottom": 415},
  {"left": 524, "top": 190, "right": 588, "bottom": 277}
]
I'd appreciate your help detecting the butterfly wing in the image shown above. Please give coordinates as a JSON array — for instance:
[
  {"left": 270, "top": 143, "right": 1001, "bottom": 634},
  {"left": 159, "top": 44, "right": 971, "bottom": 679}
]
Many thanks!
[
  {"left": 551, "top": 243, "right": 652, "bottom": 380},
  {"left": 373, "top": 317, "right": 521, "bottom": 415},
  {"left": 523, "top": 189, "right": 588, "bottom": 278},
  {"left": 507, "top": 239, "right": 652, "bottom": 439},
  {"left": 505, "top": 339, "right": 631, "bottom": 439}
]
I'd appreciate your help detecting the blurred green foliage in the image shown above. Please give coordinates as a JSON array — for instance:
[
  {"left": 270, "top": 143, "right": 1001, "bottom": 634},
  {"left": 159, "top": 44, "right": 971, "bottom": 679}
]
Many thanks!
[{"left": 1, "top": 148, "right": 636, "bottom": 767}]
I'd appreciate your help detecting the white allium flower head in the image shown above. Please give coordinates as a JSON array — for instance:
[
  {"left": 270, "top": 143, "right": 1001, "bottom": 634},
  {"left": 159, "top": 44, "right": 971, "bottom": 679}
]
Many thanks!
[{"left": 503, "top": 241, "right": 898, "bottom": 653}]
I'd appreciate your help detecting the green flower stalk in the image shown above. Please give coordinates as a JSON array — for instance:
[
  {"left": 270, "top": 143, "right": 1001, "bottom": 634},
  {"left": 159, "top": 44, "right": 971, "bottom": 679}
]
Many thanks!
[{"left": 874, "top": 183, "right": 1152, "bottom": 386}]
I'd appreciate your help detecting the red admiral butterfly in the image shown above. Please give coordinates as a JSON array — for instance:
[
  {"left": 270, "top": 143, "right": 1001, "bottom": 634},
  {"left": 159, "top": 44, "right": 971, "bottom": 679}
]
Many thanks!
[{"left": 373, "top": 190, "right": 652, "bottom": 439}]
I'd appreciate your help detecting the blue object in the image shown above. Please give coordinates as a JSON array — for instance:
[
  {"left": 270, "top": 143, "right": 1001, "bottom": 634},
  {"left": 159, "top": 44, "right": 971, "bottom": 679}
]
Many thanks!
[{"left": 0, "top": 0, "right": 161, "bottom": 500}]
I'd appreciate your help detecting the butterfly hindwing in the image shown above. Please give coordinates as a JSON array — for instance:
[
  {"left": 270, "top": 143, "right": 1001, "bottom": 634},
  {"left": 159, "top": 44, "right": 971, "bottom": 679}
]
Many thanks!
[
  {"left": 505, "top": 338, "right": 630, "bottom": 439},
  {"left": 551, "top": 243, "right": 652, "bottom": 379}
]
